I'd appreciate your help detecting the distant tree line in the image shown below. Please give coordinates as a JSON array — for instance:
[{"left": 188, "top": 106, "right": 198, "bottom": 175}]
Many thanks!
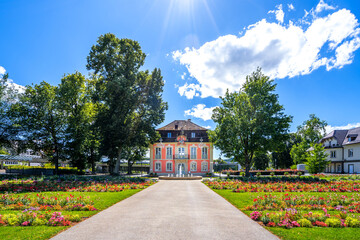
[{"left": 0, "top": 33, "right": 168, "bottom": 175}]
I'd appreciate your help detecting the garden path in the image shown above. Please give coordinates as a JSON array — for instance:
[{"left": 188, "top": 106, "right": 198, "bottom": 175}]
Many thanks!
[{"left": 51, "top": 180, "right": 278, "bottom": 240}]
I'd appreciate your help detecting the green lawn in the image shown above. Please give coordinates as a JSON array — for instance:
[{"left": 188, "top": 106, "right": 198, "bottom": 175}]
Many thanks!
[
  {"left": 0, "top": 190, "right": 142, "bottom": 240},
  {"left": 212, "top": 189, "right": 360, "bottom": 240}
]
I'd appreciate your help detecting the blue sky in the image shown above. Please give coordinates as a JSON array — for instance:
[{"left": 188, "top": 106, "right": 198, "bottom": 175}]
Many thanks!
[{"left": 1, "top": 0, "right": 360, "bottom": 158}]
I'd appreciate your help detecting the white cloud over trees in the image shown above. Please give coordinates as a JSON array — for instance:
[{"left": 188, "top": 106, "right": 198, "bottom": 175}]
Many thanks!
[{"left": 184, "top": 104, "right": 216, "bottom": 121}]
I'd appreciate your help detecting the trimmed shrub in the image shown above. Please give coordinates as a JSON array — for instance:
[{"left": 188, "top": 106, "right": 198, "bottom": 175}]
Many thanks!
[
  {"left": 325, "top": 218, "right": 342, "bottom": 228},
  {"left": 3, "top": 214, "right": 19, "bottom": 226},
  {"left": 67, "top": 214, "right": 82, "bottom": 222},
  {"left": 298, "top": 219, "right": 312, "bottom": 227},
  {"left": 32, "top": 218, "right": 47, "bottom": 226},
  {"left": 345, "top": 217, "right": 360, "bottom": 228}
]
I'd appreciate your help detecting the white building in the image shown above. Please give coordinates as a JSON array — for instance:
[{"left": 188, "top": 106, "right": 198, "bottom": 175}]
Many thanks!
[{"left": 321, "top": 127, "right": 360, "bottom": 173}]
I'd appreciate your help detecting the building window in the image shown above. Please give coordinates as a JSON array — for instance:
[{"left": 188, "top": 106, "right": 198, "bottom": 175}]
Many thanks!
[
  {"left": 190, "top": 162, "right": 197, "bottom": 171},
  {"left": 167, "top": 132, "right": 172, "bottom": 138},
  {"left": 190, "top": 147, "right": 197, "bottom": 159},
  {"left": 191, "top": 132, "right": 196, "bottom": 138},
  {"left": 166, "top": 162, "right": 172, "bottom": 171},
  {"left": 177, "top": 147, "right": 186, "bottom": 159},
  {"left": 202, "top": 147, "right": 208, "bottom": 159},
  {"left": 201, "top": 162, "right": 208, "bottom": 171},
  {"left": 166, "top": 147, "right": 173, "bottom": 159},
  {"left": 155, "top": 162, "right": 161, "bottom": 171},
  {"left": 348, "top": 136, "right": 356, "bottom": 142},
  {"left": 337, "top": 165, "right": 341, "bottom": 173},
  {"left": 155, "top": 147, "right": 161, "bottom": 159},
  {"left": 348, "top": 149, "right": 354, "bottom": 157},
  {"left": 330, "top": 151, "right": 336, "bottom": 158}
]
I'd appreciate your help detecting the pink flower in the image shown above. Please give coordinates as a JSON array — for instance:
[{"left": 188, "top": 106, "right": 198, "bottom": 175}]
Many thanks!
[{"left": 22, "top": 221, "right": 30, "bottom": 226}]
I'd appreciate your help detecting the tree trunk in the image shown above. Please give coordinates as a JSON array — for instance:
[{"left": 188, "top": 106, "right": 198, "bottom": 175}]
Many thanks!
[
  {"left": 113, "top": 148, "right": 122, "bottom": 175},
  {"left": 108, "top": 157, "right": 114, "bottom": 174},
  {"left": 54, "top": 143, "right": 59, "bottom": 175},
  {"left": 90, "top": 148, "right": 96, "bottom": 174},
  {"left": 91, "top": 158, "right": 96, "bottom": 174},
  {"left": 245, "top": 164, "right": 251, "bottom": 177},
  {"left": 127, "top": 160, "right": 133, "bottom": 175},
  {"left": 244, "top": 155, "right": 251, "bottom": 177}
]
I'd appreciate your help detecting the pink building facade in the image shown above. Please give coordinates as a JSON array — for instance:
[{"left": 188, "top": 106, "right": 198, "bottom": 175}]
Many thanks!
[{"left": 149, "top": 120, "right": 213, "bottom": 176}]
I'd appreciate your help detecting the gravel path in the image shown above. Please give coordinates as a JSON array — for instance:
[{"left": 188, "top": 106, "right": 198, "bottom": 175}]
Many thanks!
[{"left": 51, "top": 180, "right": 278, "bottom": 240}]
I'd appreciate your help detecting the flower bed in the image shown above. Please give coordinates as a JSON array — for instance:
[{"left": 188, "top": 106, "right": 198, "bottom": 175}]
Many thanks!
[
  {"left": 6, "top": 166, "right": 79, "bottom": 175},
  {"left": 221, "top": 169, "right": 304, "bottom": 176},
  {"left": 205, "top": 180, "right": 360, "bottom": 192},
  {"left": 245, "top": 193, "right": 360, "bottom": 212},
  {"left": 0, "top": 179, "right": 156, "bottom": 193},
  {"left": 0, "top": 193, "right": 96, "bottom": 211},
  {"left": 0, "top": 210, "right": 82, "bottom": 226},
  {"left": 250, "top": 209, "right": 360, "bottom": 228}
]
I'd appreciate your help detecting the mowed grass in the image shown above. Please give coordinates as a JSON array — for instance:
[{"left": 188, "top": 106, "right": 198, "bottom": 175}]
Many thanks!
[
  {"left": 211, "top": 189, "right": 360, "bottom": 240},
  {"left": 0, "top": 189, "right": 142, "bottom": 240}
]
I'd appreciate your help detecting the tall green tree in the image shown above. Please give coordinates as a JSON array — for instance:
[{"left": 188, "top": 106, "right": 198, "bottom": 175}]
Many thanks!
[
  {"left": 0, "top": 73, "right": 22, "bottom": 149},
  {"left": 290, "top": 114, "right": 327, "bottom": 165},
  {"left": 209, "top": 68, "right": 292, "bottom": 177},
  {"left": 297, "top": 114, "right": 327, "bottom": 144},
  {"left": 86, "top": 33, "right": 167, "bottom": 174},
  {"left": 290, "top": 141, "right": 308, "bottom": 165},
  {"left": 58, "top": 72, "right": 99, "bottom": 172},
  {"left": 306, "top": 143, "right": 328, "bottom": 174},
  {"left": 14, "top": 81, "right": 66, "bottom": 174}
]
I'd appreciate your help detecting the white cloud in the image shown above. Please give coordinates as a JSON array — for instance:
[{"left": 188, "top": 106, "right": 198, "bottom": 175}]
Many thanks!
[
  {"left": 177, "top": 83, "right": 200, "bottom": 99},
  {"left": 181, "top": 72, "right": 186, "bottom": 80},
  {"left": 326, "top": 122, "right": 360, "bottom": 134},
  {"left": 0, "top": 66, "right": 5, "bottom": 75},
  {"left": 7, "top": 79, "right": 25, "bottom": 94},
  {"left": 172, "top": 2, "right": 360, "bottom": 98},
  {"left": 202, "top": 125, "right": 212, "bottom": 129},
  {"left": 269, "top": 4, "right": 284, "bottom": 23},
  {"left": 184, "top": 104, "right": 216, "bottom": 121},
  {"left": 0, "top": 66, "right": 25, "bottom": 96},
  {"left": 288, "top": 4, "right": 295, "bottom": 11},
  {"left": 315, "top": 0, "right": 335, "bottom": 14}
]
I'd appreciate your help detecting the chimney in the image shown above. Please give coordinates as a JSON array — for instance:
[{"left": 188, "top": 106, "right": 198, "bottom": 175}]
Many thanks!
[{"left": 188, "top": 119, "right": 191, "bottom": 122}]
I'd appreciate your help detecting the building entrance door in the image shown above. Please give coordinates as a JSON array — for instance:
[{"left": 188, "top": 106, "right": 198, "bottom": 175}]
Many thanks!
[{"left": 349, "top": 164, "right": 354, "bottom": 174}]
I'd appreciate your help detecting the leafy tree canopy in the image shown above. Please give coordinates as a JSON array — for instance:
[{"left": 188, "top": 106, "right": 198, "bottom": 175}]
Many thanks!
[
  {"left": 306, "top": 143, "right": 328, "bottom": 174},
  {"left": 87, "top": 33, "right": 167, "bottom": 174},
  {"left": 290, "top": 114, "right": 327, "bottom": 166},
  {"left": 58, "top": 72, "right": 99, "bottom": 171},
  {"left": 209, "top": 68, "right": 292, "bottom": 176},
  {"left": 14, "top": 81, "right": 66, "bottom": 174},
  {"left": 297, "top": 114, "right": 327, "bottom": 145}
]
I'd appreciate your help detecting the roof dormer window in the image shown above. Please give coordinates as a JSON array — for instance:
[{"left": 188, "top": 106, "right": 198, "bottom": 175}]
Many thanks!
[
  {"left": 348, "top": 136, "right": 356, "bottom": 142},
  {"left": 175, "top": 125, "right": 178, "bottom": 130}
]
